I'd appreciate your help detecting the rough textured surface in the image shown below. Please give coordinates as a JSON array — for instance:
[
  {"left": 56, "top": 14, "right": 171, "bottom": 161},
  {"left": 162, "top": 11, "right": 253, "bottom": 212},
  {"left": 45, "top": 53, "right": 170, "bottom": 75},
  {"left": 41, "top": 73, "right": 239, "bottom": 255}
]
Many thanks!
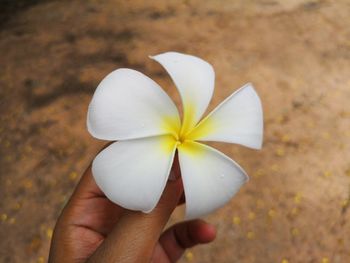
[{"left": 0, "top": 0, "right": 350, "bottom": 262}]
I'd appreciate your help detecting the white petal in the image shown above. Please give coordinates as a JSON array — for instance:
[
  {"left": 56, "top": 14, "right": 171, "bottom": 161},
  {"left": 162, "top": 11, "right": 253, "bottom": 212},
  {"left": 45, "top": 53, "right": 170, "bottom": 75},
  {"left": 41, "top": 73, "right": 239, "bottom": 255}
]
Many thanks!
[
  {"left": 187, "top": 83, "right": 263, "bottom": 149},
  {"left": 87, "top": 68, "right": 180, "bottom": 141},
  {"left": 92, "top": 135, "right": 177, "bottom": 212},
  {"left": 178, "top": 141, "right": 248, "bottom": 219},
  {"left": 150, "top": 52, "right": 215, "bottom": 135}
]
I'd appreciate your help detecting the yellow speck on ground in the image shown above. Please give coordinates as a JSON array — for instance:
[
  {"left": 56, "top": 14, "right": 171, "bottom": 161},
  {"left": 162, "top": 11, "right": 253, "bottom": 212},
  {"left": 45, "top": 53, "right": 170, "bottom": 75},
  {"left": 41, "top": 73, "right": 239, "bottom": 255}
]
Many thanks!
[
  {"left": 281, "top": 259, "right": 289, "bottom": 263},
  {"left": 13, "top": 202, "right": 21, "bottom": 210},
  {"left": 1, "top": 213, "right": 8, "bottom": 222},
  {"left": 291, "top": 227, "right": 299, "bottom": 236},
  {"left": 25, "top": 145, "right": 33, "bottom": 153},
  {"left": 268, "top": 209, "right": 276, "bottom": 218},
  {"left": 248, "top": 212, "right": 256, "bottom": 220},
  {"left": 69, "top": 171, "right": 78, "bottom": 181},
  {"left": 321, "top": 257, "right": 329, "bottom": 263},
  {"left": 247, "top": 231, "right": 255, "bottom": 240},
  {"left": 275, "top": 115, "right": 286, "bottom": 124},
  {"left": 253, "top": 169, "right": 265, "bottom": 178},
  {"left": 341, "top": 199, "right": 349, "bottom": 208},
  {"left": 291, "top": 207, "right": 299, "bottom": 216},
  {"left": 337, "top": 238, "right": 344, "bottom": 246},
  {"left": 323, "top": 171, "right": 332, "bottom": 178},
  {"left": 185, "top": 251, "right": 194, "bottom": 261},
  {"left": 270, "top": 164, "right": 280, "bottom": 172},
  {"left": 232, "top": 216, "right": 241, "bottom": 225},
  {"left": 281, "top": 134, "right": 290, "bottom": 143},
  {"left": 321, "top": 132, "right": 331, "bottom": 140},
  {"left": 46, "top": 228, "right": 53, "bottom": 239},
  {"left": 275, "top": 148, "right": 285, "bottom": 157},
  {"left": 23, "top": 179, "right": 33, "bottom": 189},
  {"left": 306, "top": 121, "right": 315, "bottom": 129},
  {"left": 294, "top": 193, "right": 302, "bottom": 204},
  {"left": 5, "top": 155, "right": 13, "bottom": 162},
  {"left": 345, "top": 168, "right": 350, "bottom": 177}
]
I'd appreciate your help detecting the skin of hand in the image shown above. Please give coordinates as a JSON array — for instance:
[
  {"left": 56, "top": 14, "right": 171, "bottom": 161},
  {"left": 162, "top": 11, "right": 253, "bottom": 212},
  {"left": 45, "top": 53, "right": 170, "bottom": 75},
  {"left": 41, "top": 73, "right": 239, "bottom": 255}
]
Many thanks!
[{"left": 48, "top": 154, "right": 216, "bottom": 263}]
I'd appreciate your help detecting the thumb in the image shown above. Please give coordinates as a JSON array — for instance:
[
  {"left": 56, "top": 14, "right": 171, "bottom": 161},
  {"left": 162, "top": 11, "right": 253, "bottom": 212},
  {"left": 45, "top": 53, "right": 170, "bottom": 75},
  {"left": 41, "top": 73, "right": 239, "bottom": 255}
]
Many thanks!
[{"left": 87, "top": 157, "right": 183, "bottom": 263}]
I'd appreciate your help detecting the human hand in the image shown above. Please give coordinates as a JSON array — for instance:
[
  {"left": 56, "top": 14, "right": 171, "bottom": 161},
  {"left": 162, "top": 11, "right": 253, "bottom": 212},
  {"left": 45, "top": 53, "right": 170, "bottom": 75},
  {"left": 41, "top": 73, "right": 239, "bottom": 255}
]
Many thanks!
[{"left": 48, "top": 154, "right": 216, "bottom": 263}]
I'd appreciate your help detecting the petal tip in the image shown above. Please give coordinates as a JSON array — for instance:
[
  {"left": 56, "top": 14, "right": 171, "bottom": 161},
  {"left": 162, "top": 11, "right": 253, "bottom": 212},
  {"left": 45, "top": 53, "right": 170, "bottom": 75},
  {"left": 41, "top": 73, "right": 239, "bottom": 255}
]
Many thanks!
[
  {"left": 86, "top": 106, "right": 98, "bottom": 139},
  {"left": 251, "top": 139, "right": 263, "bottom": 150}
]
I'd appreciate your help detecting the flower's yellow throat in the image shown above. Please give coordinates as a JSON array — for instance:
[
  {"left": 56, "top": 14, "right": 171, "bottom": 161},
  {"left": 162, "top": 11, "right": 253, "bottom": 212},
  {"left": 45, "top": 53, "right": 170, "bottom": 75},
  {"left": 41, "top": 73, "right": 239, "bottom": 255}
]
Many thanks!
[{"left": 160, "top": 104, "right": 215, "bottom": 156}]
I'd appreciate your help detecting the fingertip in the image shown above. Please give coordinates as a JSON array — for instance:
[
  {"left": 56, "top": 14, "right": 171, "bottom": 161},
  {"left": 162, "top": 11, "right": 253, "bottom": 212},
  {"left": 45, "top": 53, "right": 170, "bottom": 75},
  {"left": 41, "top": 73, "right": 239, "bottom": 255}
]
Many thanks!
[
  {"left": 159, "top": 219, "right": 216, "bottom": 262},
  {"left": 202, "top": 223, "right": 217, "bottom": 242},
  {"left": 194, "top": 220, "right": 217, "bottom": 243}
]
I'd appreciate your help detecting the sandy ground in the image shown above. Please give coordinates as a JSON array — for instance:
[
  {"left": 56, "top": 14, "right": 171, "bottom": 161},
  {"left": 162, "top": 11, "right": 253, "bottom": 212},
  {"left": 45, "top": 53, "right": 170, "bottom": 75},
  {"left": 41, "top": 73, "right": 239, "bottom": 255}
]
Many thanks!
[{"left": 0, "top": 0, "right": 350, "bottom": 262}]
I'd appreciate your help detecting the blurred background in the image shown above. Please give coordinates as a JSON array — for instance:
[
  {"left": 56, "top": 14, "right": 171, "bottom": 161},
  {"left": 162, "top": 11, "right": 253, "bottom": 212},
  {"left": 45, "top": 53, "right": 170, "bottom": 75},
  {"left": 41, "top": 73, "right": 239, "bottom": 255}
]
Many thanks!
[{"left": 0, "top": 0, "right": 349, "bottom": 262}]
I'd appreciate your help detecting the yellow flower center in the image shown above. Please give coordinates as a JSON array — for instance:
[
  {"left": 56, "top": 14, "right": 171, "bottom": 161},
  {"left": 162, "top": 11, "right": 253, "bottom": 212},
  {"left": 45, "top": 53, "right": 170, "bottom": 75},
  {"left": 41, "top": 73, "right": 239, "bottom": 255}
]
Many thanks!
[
  {"left": 161, "top": 102, "right": 215, "bottom": 155},
  {"left": 160, "top": 113, "right": 194, "bottom": 153}
]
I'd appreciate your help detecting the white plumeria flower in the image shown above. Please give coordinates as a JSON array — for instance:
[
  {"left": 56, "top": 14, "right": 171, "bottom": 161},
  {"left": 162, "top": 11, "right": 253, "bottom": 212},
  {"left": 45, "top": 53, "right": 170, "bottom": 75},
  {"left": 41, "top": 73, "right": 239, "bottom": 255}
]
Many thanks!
[{"left": 87, "top": 52, "right": 263, "bottom": 219}]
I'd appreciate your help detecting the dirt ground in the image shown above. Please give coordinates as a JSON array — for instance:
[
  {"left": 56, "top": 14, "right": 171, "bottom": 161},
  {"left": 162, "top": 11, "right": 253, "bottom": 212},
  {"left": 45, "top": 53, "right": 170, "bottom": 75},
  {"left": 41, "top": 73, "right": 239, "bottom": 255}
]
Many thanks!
[{"left": 0, "top": 0, "right": 350, "bottom": 262}]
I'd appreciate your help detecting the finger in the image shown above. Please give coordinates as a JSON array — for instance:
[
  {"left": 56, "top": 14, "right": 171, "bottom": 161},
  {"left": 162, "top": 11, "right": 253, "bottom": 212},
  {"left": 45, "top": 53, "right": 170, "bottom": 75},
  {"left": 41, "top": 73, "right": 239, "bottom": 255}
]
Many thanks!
[
  {"left": 63, "top": 142, "right": 125, "bottom": 218},
  {"left": 71, "top": 165, "right": 105, "bottom": 200},
  {"left": 70, "top": 142, "right": 114, "bottom": 201},
  {"left": 159, "top": 219, "right": 216, "bottom": 262},
  {"left": 59, "top": 143, "right": 125, "bottom": 231},
  {"left": 178, "top": 192, "right": 185, "bottom": 205},
  {"left": 87, "top": 157, "right": 184, "bottom": 263}
]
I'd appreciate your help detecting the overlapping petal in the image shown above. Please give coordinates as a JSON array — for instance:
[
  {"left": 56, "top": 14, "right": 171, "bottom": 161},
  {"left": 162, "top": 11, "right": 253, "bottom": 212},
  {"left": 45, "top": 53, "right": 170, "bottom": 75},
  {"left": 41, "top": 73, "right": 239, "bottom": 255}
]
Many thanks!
[
  {"left": 92, "top": 135, "right": 177, "bottom": 212},
  {"left": 187, "top": 84, "right": 263, "bottom": 149},
  {"left": 150, "top": 52, "right": 215, "bottom": 135},
  {"left": 87, "top": 68, "right": 181, "bottom": 141},
  {"left": 178, "top": 141, "right": 249, "bottom": 219}
]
